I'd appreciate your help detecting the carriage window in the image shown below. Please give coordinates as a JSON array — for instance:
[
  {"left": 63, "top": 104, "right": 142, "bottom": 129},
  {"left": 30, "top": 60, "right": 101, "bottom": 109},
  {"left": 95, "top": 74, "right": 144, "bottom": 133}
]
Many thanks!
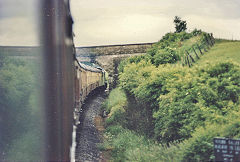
[{"left": 0, "top": 0, "right": 45, "bottom": 161}]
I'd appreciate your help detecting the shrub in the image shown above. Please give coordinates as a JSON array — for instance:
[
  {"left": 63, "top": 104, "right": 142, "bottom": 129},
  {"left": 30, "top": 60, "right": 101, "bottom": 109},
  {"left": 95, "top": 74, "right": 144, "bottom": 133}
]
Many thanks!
[
  {"left": 118, "top": 55, "right": 149, "bottom": 73},
  {"left": 102, "top": 87, "right": 127, "bottom": 113},
  {"left": 145, "top": 31, "right": 208, "bottom": 67},
  {"left": 181, "top": 111, "right": 240, "bottom": 162},
  {"left": 206, "top": 62, "right": 240, "bottom": 104},
  {"left": 153, "top": 50, "right": 180, "bottom": 66},
  {"left": 110, "top": 30, "right": 240, "bottom": 161},
  {"left": 119, "top": 61, "right": 240, "bottom": 143},
  {"left": 119, "top": 61, "right": 155, "bottom": 94},
  {"left": 105, "top": 103, "right": 126, "bottom": 126},
  {"left": 153, "top": 62, "right": 240, "bottom": 143},
  {"left": 153, "top": 102, "right": 204, "bottom": 143},
  {"left": 207, "top": 62, "right": 234, "bottom": 77},
  {"left": 192, "top": 29, "right": 202, "bottom": 36},
  {"left": 102, "top": 88, "right": 127, "bottom": 126}
]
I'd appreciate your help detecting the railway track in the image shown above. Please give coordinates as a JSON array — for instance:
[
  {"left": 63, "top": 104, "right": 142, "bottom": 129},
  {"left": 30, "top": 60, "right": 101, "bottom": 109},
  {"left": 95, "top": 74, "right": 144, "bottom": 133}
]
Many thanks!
[{"left": 75, "top": 90, "right": 106, "bottom": 162}]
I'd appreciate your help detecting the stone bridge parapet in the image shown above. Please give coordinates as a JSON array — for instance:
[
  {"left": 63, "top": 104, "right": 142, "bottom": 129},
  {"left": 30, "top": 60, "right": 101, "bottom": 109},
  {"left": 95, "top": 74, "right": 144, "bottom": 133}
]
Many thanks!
[
  {"left": 76, "top": 42, "right": 154, "bottom": 75},
  {"left": 76, "top": 43, "right": 154, "bottom": 56}
]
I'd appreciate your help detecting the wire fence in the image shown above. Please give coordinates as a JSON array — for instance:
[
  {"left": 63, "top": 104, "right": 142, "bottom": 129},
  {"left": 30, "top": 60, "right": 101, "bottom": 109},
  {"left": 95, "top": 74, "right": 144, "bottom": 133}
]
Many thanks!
[{"left": 181, "top": 33, "right": 215, "bottom": 67}]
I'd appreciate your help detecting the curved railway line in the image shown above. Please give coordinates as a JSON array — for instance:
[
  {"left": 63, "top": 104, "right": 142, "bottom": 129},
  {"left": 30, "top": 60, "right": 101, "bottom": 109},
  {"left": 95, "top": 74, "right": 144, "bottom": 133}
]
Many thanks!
[{"left": 75, "top": 90, "right": 106, "bottom": 162}]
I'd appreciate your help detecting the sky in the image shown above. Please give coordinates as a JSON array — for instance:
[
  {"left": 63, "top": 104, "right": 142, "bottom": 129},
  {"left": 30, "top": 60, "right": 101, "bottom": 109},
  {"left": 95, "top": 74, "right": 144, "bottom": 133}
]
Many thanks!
[
  {"left": 0, "top": 0, "right": 39, "bottom": 46},
  {"left": 0, "top": 0, "right": 240, "bottom": 46},
  {"left": 70, "top": 0, "right": 240, "bottom": 46}
]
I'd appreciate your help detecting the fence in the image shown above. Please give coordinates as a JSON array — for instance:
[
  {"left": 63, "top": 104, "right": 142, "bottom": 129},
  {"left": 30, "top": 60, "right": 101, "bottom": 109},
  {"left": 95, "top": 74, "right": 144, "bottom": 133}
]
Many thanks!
[{"left": 181, "top": 33, "right": 215, "bottom": 67}]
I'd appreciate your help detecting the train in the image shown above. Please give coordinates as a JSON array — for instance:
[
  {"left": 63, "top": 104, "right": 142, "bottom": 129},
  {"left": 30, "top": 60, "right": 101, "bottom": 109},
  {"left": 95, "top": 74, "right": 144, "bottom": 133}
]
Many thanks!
[
  {"left": 74, "top": 59, "right": 107, "bottom": 125},
  {"left": 41, "top": 0, "right": 107, "bottom": 161}
]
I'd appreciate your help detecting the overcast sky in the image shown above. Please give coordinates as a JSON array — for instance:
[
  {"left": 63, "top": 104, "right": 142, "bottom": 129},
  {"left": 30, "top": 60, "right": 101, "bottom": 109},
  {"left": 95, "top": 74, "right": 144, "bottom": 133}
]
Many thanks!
[
  {"left": 71, "top": 0, "right": 240, "bottom": 46},
  {"left": 0, "top": 0, "right": 240, "bottom": 46},
  {"left": 0, "top": 0, "right": 39, "bottom": 46}
]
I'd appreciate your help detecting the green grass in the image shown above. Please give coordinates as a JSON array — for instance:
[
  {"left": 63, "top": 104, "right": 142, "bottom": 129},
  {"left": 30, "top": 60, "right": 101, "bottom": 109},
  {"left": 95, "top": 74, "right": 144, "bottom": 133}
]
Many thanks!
[
  {"left": 102, "top": 125, "right": 182, "bottom": 162},
  {"left": 102, "top": 88, "right": 128, "bottom": 126},
  {"left": 102, "top": 87, "right": 127, "bottom": 114},
  {"left": 102, "top": 88, "right": 183, "bottom": 161},
  {"left": 180, "top": 35, "right": 201, "bottom": 48},
  {"left": 197, "top": 40, "right": 240, "bottom": 65}
]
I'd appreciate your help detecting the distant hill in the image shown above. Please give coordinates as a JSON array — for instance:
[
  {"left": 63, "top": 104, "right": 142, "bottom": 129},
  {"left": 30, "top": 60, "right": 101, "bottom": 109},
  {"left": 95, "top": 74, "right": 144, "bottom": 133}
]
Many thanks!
[{"left": 0, "top": 46, "right": 40, "bottom": 56}]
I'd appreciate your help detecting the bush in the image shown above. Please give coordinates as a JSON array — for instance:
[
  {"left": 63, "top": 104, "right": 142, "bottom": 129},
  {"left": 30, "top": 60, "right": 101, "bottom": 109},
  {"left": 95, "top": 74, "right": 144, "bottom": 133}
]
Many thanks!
[
  {"left": 102, "top": 87, "right": 127, "bottom": 113},
  {"left": 119, "top": 61, "right": 240, "bottom": 143},
  {"left": 118, "top": 55, "right": 149, "bottom": 73},
  {"left": 102, "top": 88, "right": 127, "bottom": 126},
  {"left": 145, "top": 31, "right": 209, "bottom": 67},
  {"left": 192, "top": 29, "right": 202, "bottom": 36},
  {"left": 119, "top": 61, "right": 155, "bottom": 93},
  {"left": 153, "top": 62, "right": 240, "bottom": 142},
  {"left": 181, "top": 111, "right": 240, "bottom": 162},
  {"left": 153, "top": 50, "right": 180, "bottom": 66},
  {"left": 105, "top": 103, "right": 126, "bottom": 126},
  {"left": 207, "top": 62, "right": 234, "bottom": 77},
  {"left": 108, "top": 30, "right": 240, "bottom": 161},
  {"left": 206, "top": 62, "right": 240, "bottom": 104}
]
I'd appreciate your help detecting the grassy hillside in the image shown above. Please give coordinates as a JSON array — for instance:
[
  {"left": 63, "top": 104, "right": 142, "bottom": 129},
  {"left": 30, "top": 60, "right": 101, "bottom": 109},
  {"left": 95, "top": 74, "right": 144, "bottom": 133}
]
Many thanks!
[
  {"left": 101, "top": 31, "right": 240, "bottom": 162},
  {"left": 197, "top": 40, "right": 240, "bottom": 64}
]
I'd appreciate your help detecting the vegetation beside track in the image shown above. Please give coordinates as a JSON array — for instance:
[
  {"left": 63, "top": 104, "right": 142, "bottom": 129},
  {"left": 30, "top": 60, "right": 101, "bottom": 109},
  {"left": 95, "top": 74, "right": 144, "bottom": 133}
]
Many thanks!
[
  {"left": 101, "top": 30, "right": 240, "bottom": 161},
  {"left": 0, "top": 56, "right": 43, "bottom": 160}
]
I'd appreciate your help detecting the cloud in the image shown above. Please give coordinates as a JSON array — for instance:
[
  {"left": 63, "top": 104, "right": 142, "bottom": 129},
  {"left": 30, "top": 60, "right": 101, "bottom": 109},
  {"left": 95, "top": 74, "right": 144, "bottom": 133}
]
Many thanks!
[
  {"left": 0, "top": 0, "right": 38, "bottom": 19},
  {"left": 71, "top": 0, "right": 240, "bottom": 46},
  {"left": 0, "top": 17, "right": 39, "bottom": 46},
  {"left": 185, "top": 15, "right": 240, "bottom": 39},
  {"left": 72, "top": 12, "right": 173, "bottom": 46},
  {"left": 71, "top": 0, "right": 240, "bottom": 19},
  {"left": 70, "top": 0, "right": 240, "bottom": 46},
  {"left": 0, "top": 0, "right": 39, "bottom": 46},
  {"left": 1, "top": 0, "right": 240, "bottom": 46}
]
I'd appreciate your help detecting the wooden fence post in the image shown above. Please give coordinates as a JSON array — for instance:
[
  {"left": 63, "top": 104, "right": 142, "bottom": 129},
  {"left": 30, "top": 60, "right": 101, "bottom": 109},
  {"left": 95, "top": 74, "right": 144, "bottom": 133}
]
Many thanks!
[
  {"left": 203, "top": 46, "right": 208, "bottom": 52},
  {"left": 205, "top": 38, "right": 211, "bottom": 49},
  {"left": 192, "top": 47, "right": 200, "bottom": 59},
  {"left": 181, "top": 56, "right": 185, "bottom": 66},
  {"left": 186, "top": 50, "right": 195, "bottom": 63},
  {"left": 206, "top": 35, "right": 213, "bottom": 47},
  {"left": 210, "top": 33, "right": 215, "bottom": 44},
  {"left": 189, "top": 54, "right": 195, "bottom": 63},
  {"left": 184, "top": 55, "right": 188, "bottom": 66},
  {"left": 208, "top": 34, "right": 214, "bottom": 46},
  {"left": 196, "top": 44, "right": 203, "bottom": 55},
  {"left": 186, "top": 54, "right": 191, "bottom": 67}
]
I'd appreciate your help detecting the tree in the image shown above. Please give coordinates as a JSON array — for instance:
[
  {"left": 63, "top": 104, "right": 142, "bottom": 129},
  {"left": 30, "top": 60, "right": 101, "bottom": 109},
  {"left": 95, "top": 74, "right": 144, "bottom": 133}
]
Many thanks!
[
  {"left": 174, "top": 16, "right": 187, "bottom": 33},
  {"left": 0, "top": 53, "right": 5, "bottom": 68}
]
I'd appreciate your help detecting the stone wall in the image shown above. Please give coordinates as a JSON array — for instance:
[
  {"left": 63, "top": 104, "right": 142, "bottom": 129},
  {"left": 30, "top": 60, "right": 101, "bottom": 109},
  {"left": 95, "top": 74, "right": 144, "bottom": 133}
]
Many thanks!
[
  {"left": 76, "top": 43, "right": 154, "bottom": 56},
  {"left": 76, "top": 43, "right": 154, "bottom": 75},
  {"left": 95, "top": 53, "right": 145, "bottom": 74}
]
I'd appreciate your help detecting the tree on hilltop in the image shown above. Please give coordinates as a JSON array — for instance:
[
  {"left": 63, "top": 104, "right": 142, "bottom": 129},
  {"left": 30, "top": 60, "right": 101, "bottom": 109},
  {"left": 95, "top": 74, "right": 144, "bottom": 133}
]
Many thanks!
[{"left": 174, "top": 16, "right": 187, "bottom": 33}]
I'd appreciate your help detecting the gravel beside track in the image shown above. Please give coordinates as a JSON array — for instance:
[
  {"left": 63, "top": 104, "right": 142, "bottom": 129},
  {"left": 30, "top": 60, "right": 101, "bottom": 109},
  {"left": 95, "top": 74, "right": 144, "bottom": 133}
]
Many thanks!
[{"left": 75, "top": 90, "right": 106, "bottom": 162}]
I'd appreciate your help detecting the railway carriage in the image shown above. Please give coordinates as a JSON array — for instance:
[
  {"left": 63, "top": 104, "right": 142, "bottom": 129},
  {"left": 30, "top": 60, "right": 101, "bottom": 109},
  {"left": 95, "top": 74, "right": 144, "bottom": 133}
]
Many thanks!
[
  {"left": 41, "top": 0, "right": 106, "bottom": 161},
  {"left": 74, "top": 59, "right": 106, "bottom": 125}
]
